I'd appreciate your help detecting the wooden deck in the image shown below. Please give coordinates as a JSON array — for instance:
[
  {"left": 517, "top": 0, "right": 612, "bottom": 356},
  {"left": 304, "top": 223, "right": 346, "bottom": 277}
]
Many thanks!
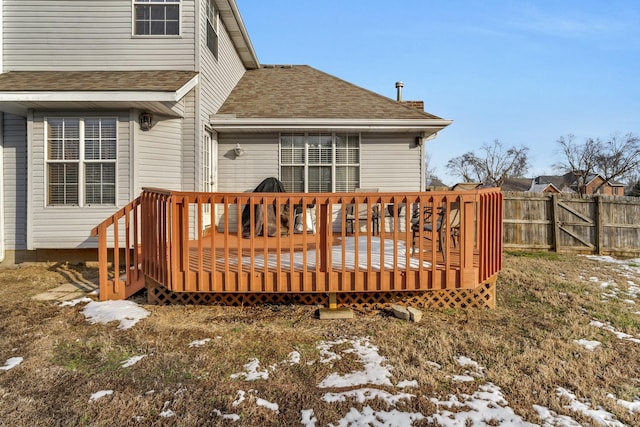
[{"left": 91, "top": 188, "right": 502, "bottom": 303}]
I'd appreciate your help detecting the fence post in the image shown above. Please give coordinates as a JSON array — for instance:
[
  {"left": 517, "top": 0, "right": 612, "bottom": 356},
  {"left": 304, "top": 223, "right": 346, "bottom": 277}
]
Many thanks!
[
  {"left": 551, "top": 194, "right": 561, "bottom": 252},
  {"left": 595, "top": 196, "right": 604, "bottom": 255}
]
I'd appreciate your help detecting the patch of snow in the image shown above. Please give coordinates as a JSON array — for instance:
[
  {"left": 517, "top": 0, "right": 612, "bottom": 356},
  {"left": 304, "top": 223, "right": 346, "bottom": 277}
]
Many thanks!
[
  {"left": 256, "top": 397, "right": 279, "bottom": 413},
  {"left": 81, "top": 300, "right": 150, "bottom": 330},
  {"left": 285, "top": 350, "right": 301, "bottom": 365},
  {"left": 556, "top": 387, "right": 625, "bottom": 427},
  {"left": 396, "top": 379, "right": 418, "bottom": 388},
  {"left": 300, "top": 409, "right": 317, "bottom": 427},
  {"left": 121, "top": 355, "right": 147, "bottom": 368},
  {"left": 451, "top": 374, "right": 476, "bottom": 382},
  {"left": 590, "top": 320, "right": 640, "bottom": 344},
  {"left": 427, "top": 360, "right": 442, "bottom": 369},
  {"left": 322, "top": 388, "right": 415, "bottom": 406},
  {"left": 232, "top": 390, "right": 246, "bottom": 407},
  {"left": 533, "top": 404, "right": 582, "bottom": 427},
  {"left": 456, "top": 355, "right": 485, "bottom": 377},
  {"left": 58, "top": 296, "right": 92, "bottom": 307},
  {"left": 574, "top": 339, "right": 601, "bottom": 351},
  {"left": 213, "top": 409, "right": 240, "bottom": 421},
  {"left": 318, "top": 337, "right": 393, "bottom": 389},
  {"left": 89, "top": 390, "right": 113, "bottom": 402},
  {"left": 607, "top": 393, "right": 640, "bottom": 414},
  {"left": 188, "top": 338, "right": 211, "bottom": 348},
  {"left": 230, "top": 358, "right": 269, "bottom": 381},
  {"left": 331, "top": 406, "right": 424, "bottom": 426},
  {"left": 0, "top": 356, "right": 23, "bottom": 371},
  {"left": 159, "top": 401, "right": 175, "bottom": 418},
  {"left": 428, "top": 383, "right": 537, "bottom": 426}
]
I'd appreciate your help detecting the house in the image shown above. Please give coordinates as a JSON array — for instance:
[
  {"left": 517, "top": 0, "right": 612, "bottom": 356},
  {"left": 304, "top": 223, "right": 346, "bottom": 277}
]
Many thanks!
[
  {"left": 534, "top": 174, "right": 624, "bottom": 196},
  {"left": 500, "top": 177, "right": 561, "bottom": 193},
  {"left": 0, "top": 0, "right": 452, "bottom": 264}
]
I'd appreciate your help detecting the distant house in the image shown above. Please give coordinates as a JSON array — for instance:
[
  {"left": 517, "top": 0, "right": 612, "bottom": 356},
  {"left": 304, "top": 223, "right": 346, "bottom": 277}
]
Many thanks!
[
  {"left": 0, "top": 0, "right": 452, "bottom": 263},
  {"left": 501, "top": 174, "right": 623, "bottom": 195}
]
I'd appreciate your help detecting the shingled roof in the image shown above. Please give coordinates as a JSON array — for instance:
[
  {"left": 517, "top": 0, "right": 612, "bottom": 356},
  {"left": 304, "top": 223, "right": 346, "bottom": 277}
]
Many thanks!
[
  {"left": 217, "top": 65, "right": 443, "bottom": 120},
  {"left": 0, "top": 70, "right": 198, "bottom": 92}
]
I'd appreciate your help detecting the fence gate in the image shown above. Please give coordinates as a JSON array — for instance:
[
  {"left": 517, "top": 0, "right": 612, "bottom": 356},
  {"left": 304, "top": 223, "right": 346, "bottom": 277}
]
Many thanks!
[{"left": 552, "top": 196, "right": 595, "bottom": 252}]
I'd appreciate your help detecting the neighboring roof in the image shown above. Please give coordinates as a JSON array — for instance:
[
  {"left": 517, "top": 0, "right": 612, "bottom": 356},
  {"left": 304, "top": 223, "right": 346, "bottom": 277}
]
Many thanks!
[
  {"left": 0, "top": 70, "right": 199, "bottom": 117},
  {"left": 451, "top": 182, "right": 483, "bottom": 191},
  {"left": 529, "top": 183, "right": 561, "bottom": 193},
  {"left": 585, "top": 174, "right": 625, "bottom": 187},
  {"left": 500, "top": 177, "right": 533, "bottom": 192},
  {"left": 0, "top": 70, "right": 198, "bottom": 92},
  {"left": 217, "top": 65, "right": 442, "bottom": 120}
]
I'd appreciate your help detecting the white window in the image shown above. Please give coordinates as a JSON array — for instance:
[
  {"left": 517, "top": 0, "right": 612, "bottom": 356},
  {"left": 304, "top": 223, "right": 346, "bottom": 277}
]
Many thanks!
[
  {"left": 46, "top": 118, "right": 117, "bottom": 206},
  {"left": 134, "top": 0, "right": 181, "bottom": 36},
  {"left": 206, "top": 0, "right": 219, "bottom": 58},
  {"left": 280, "top": 133, "right": 360, "bottom": 192}
]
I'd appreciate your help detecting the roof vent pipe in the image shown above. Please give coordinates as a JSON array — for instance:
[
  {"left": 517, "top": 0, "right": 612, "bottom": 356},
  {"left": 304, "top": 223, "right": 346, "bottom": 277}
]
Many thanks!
[{"left": 395, "top": 81, "right": 404, "bottom": 101}]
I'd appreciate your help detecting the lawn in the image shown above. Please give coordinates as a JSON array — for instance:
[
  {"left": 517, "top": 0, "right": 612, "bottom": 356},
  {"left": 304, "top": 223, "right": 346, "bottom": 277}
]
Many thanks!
[{"left": 0, "top": 253, "right": 639, "bottom": 426}]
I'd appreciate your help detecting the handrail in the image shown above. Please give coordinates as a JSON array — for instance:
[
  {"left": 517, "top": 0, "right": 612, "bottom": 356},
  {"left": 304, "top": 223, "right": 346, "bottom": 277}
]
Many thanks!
[
  {"left": 93, "top": 187, "right": 504, "bottom": 300},
  {"left": 91, "top": 197, "right": 144, "bottom": 300}
]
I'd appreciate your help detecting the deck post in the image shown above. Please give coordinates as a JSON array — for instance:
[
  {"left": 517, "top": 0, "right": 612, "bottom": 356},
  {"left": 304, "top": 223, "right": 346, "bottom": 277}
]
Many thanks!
[{"left": 460, "top": 199, "right": 477, "bottom": 287}]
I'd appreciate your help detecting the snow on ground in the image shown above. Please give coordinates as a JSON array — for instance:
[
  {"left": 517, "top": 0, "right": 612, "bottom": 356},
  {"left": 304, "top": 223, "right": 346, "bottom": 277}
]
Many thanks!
[
  {"left": 230, "top": 358, "right": 269, "bottom": 381},
  {"left": 120, "top": 355, "right": 147, "bottom": 368},
  {"left": 589, "top": 320, "right": 640, "bottom": 344},
  {"left": 51, "top": 254, "right": 640, "bottom": 424},
  {"left": 574, "top": 338, "right": 601, "bottom": 351},
  {"left": 0, "top": 357, "right": 23, "bottom": 371},
  {"left": 556, "top": 387, "right": 626, "bottom": 427},
  {"left": 89, "top": 390, "right": 113, "bottom": 402},
  {"left": 81, "top": 300, "right": 151, "bottom": 330},
  {"left": 608, "top": 394, "right": 640, "bottom": 414}
]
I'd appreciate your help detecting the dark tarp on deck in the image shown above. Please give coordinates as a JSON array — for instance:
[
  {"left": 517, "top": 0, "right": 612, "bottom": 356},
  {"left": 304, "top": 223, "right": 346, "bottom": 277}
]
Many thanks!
[{"left": 241, "top": 177, "right": 290, "bottom": 237}]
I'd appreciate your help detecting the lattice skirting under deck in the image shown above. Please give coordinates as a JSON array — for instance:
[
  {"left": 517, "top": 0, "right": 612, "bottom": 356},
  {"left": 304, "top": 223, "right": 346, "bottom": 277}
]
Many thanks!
[{"left": 146, "top": 278, "right": 496, "bottom": 309}]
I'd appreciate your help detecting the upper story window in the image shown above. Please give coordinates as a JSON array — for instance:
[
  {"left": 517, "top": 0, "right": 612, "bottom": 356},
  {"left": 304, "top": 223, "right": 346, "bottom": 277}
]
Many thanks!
[
  {"left": 280, "top": 133, "right": 360, "bottom": 193},
  {"left": 134, "top": 0, "right": 181, "bottom": 36},
  {"left": 206, "top": 0, "right": 219, "bottom": 58},
  {"left": 46, "top": 118, "right": 117, "bottom": 206}
]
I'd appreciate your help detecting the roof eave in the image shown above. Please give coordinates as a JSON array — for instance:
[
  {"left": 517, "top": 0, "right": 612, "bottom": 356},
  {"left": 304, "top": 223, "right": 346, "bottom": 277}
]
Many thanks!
[
  {"left": 209, "top": 117, "right": 453, "bottom": 133},
  {"left": 217, "top": 0, "right": 260, "bottom": 70}
]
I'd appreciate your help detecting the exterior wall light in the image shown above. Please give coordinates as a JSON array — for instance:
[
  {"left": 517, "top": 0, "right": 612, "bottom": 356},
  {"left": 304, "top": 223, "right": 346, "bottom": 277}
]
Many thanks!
[
  {"left": 234, "top": 142, "right": 245, "bottom": 158},
  {"left": 139, "top": 111, "right": 154, "bottom": 131}
]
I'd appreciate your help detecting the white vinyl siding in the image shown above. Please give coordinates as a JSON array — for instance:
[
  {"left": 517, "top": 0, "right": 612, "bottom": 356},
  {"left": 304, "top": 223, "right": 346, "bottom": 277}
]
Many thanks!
[
  {"left": 3, "top": 0, "right": 196, "bottom": 71},
  {"left": 217, "top": 133, "right": 279, "bottom": 192},
  {"left": 196, "top": 0, "right": 246, "bottom": 192},
  {"left": 136, "top": 115, "right": 183, "bottom": 192},
  {"left": 2, "top": 114, "right": 28, "bottom": 250},
  {"left": 360, "top": 134, "right": 422, "bottom": 191},
  {"left": 31, "top": 112, "right": 131, "bottom": 249}
]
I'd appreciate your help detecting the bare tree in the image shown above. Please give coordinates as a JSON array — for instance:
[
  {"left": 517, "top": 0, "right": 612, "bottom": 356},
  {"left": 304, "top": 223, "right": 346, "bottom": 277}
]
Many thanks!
[
  {"left": 446, "top": 139, "right": 529, "bottom": 187},
  {"left": 554, "top": 133, "right": 640, "bottom": 195}
]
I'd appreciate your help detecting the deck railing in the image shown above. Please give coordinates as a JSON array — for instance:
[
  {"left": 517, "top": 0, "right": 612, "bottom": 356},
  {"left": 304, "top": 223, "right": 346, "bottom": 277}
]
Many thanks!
[
  {"left": 92, "top": 187, "right": 503, "bottom": 300},
  {"left": 90, "top": 196, "right": 144, "bottom": 300}
]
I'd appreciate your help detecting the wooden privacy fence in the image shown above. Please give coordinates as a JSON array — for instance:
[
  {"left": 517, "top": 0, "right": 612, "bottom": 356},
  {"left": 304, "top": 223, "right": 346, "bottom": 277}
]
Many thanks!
[
  {"left": 92, "top": 188, "right": 503, "bottom": 303},
  {"left": 503, "top": 192, "right": 640, "bottom": 255}
]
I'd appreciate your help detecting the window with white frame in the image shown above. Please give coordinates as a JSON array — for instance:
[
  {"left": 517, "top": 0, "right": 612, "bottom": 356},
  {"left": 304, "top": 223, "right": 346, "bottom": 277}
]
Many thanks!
[
  {"left": 47, "top": 118, "right": 117, "bottom": 206},
  {"left": 280, "top": 132, "right": 360, "bottom": 192},
  {"left": 133, "top": 0, "right": 181, "bottom": 36},
  {"left": 206, "top": 0, "right": 219, "bottom": 58}
]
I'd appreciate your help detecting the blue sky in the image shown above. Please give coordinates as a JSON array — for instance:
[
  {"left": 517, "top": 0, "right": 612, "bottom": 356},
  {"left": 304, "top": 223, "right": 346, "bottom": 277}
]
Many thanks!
[{"left": 235, "top": 0, "right": 640, "bottom": 184}]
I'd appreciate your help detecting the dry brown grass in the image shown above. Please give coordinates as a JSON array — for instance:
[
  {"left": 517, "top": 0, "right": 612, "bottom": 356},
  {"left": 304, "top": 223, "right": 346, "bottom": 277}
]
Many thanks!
[{"left": 0, "top": 254, "right": 639, "bottom": 426}]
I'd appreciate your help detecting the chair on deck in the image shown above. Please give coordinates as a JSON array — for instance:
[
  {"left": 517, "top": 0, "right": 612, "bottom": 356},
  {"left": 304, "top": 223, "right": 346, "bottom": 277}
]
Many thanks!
[
  {"left": 345, "top": 188, "right": 380, "bottom": 235},
  {"left": 411, "top": 206, "right": 460, "bottom": 261}
]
